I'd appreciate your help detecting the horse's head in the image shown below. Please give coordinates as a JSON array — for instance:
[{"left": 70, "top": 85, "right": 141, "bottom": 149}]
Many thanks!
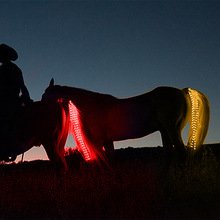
[{"left": 42, "top": 78, "right": 63, "bottom": 102}]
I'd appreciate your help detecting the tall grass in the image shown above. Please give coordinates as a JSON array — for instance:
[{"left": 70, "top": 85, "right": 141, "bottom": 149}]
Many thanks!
[
  {"left": 163, "top": 147, "right": 220, "bottom": 219},
  {"left": 0, "top": 146, "right": 219, "bottom": 219}
]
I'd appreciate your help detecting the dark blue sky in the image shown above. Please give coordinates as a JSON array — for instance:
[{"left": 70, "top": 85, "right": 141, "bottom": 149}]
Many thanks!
[{"left": 1, "top": 1, "right": 220, "bottom": 161}]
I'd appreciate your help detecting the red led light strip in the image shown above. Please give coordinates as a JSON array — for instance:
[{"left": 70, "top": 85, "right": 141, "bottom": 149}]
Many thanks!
[{"left": 68, "top": 100, "right": 92, "bottom": 161}]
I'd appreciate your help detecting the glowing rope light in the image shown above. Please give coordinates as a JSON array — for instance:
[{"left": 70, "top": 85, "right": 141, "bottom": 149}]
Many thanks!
[
  {"left": 188, "top": 88, "right": 200, "bottom": 150},
  {"left": 68, "top": 101, "right": 92, "bottom": 161}
]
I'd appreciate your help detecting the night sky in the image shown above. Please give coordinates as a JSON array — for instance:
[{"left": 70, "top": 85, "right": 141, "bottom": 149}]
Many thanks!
[{"left": 1, "top": 0, "right": 220, "bottom": 161}]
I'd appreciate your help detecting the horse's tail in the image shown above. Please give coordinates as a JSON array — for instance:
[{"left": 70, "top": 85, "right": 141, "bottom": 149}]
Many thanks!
[
  {"left": 68, "top": 101, "right": 108, "bottom": 166},
  {"left": 183, "top": 88, "right": 210, "bottom": 150}
]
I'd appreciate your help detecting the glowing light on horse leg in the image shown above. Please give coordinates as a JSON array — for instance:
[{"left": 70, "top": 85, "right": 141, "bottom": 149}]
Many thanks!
[
  {"left": 188, "top": 88, "right": 200, "bottom": 150},
  {"left": 68, "top": 101, "right": 92, "bottom": 161}
]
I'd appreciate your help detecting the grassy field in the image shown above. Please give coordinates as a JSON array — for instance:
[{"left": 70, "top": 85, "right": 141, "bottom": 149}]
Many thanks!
[{"left": 0, "top": 144, "right": 220, "bottom": 219}]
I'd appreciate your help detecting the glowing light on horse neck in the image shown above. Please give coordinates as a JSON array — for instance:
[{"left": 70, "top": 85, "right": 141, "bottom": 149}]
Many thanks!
[
  {"left": 68, "top": 100, "right": 92, "bottom": 161},
  {"left": 188, "top": 88, "right": 200, "bottom": 150}
]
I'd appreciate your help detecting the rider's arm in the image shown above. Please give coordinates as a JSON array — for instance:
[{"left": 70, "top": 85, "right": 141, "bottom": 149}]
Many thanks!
[
  {"left": 21, "top": 83, "right": 31, "bottom": 99},
  {"left": 17, "top": 68, "right": 31, "bottom": 103}
]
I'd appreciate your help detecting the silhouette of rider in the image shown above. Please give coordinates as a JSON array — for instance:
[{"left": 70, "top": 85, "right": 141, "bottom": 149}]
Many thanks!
[{"left": 0, "top": 44, "right": 32, "bottom": 133}]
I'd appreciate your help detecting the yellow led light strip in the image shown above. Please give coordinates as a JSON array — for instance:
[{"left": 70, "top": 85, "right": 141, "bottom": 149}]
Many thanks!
[{"left": 188, "top": 88, "right": 200, "bottom": 150}]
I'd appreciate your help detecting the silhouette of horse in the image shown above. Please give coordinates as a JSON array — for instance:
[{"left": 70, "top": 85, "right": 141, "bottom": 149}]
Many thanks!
[
  {"left": 42, "top": 79, "right": 210, "bottom": 165},
  {"left": 0, "top": 101, "right": 69, "bottom": 173}
]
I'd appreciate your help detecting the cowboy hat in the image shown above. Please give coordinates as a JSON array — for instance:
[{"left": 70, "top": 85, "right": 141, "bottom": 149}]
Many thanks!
[{"left": 0, "top": 44, "right": 18, "bottom": 61}]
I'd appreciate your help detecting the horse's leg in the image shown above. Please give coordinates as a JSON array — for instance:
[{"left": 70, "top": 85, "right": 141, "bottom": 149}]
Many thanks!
[
  {"left": 160, "top": 127, "right": 173, "bottom": 151},
  {"left": 58, "top": 140, "right": 68, "bottom": 171},
  {"left": 57, "top": 128, "right": 69, "bottom": 171},
  {"left": 104, "top": 141, "right": 126, "bottom": 183},
  {"left": 166, "top": 125, "right": 186, "bottom": 163},
  {"left": 160, "top": 127, "right": 175, "bottom": 173},
  {"left": 103, "top": 141, "right": 115, "bottom": 166},
  {"left": 43, "top": 141, "right": 66, "bottom": 177},
  {"left": 161, "top": 129, "right": 173, "bottom": 150}
]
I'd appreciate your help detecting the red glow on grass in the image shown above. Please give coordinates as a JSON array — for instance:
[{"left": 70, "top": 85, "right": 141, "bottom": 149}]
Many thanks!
[{"left": 68, "top": 101, "right": 93, "bottom": 161}]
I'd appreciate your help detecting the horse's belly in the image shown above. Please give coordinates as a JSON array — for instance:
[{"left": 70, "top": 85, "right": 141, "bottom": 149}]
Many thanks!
[
  {"left": 107, "top": 105, "right": 157, "bottom": 142},
  {"left": 113, "top": 121, "right": 157, "bottom": 141}
]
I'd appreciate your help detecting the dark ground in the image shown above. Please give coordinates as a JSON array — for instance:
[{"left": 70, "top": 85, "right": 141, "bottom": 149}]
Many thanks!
[{"left": 0, "top": 144, "right": 220, "bottom": 219}]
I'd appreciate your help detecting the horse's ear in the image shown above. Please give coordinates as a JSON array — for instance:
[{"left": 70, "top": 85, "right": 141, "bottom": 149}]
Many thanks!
[{"left": 49, "top": 78, "right": 54, "bottom": 87}]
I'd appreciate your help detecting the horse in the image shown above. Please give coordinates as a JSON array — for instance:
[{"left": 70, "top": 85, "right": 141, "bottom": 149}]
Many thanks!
[
  {"left": 0, "top": 100, "right": 69, "bottom": 174},
  {"left": 42, "top": 79, "right": 210, "bottom": 165}
]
